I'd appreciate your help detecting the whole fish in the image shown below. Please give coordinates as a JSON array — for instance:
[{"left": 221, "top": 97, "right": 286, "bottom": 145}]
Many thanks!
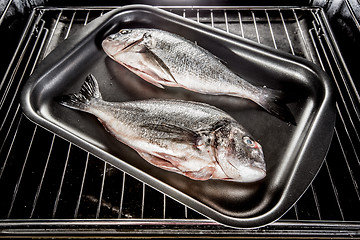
[
  {"left": 102, "top": 28, "right": 295, "bottom": 124},
  {"left": 58, "top": 74, "right": 266, "bottom": 182}
]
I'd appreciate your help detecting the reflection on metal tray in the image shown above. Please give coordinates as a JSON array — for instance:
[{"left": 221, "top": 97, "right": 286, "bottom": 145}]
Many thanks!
[{"left": 20, "top": 5, "right": 335, "bottom": 228}]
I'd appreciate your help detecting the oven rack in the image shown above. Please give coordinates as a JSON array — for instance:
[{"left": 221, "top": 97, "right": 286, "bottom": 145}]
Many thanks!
[{"left": 0, "top": 5, "right": 359, "bottom": 237}]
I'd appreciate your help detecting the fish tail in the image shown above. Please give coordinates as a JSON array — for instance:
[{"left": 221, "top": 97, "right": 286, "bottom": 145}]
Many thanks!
[
  {"left": 258, "top": 87, "right": 296, "bottom": 125},
  {"left": 57, "top": 74, "right": 102, "bottom": 111}
]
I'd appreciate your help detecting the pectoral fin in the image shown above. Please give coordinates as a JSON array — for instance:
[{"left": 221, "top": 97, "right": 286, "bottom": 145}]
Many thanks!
[
  {"left": 184, "top": 166, "right": 215, "bottom": 180},
  {"left": 138, "top": 151, "right": 214, "bottom": 181},
  {"left": 114, "top": 33, "right": 178, "bottom": 88},
  {"left": 123, "top": 64, "right": 165, "bottom": 89},
  {"left": 137, "top": 152, "right": 181, "bottom": 172},
  {"left": 137, "top": 46, "right": 177, "bottom": 85}
]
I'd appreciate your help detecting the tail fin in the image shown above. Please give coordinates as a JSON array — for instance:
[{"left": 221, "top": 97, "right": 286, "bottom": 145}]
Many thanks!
[
  {"left": 258, "top": 87, "right": 296, "bottom": 125},
  {"left": 57, "top": 74, "right": 102, "bottom": 111}
]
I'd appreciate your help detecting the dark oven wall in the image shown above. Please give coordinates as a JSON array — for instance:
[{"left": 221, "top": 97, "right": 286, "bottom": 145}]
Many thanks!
[
  {"left": 313, "top": 0, "right": 360, "bottom": 94},
  {"left": 0, "top": 0, "right": 359, "bottom": 238}
]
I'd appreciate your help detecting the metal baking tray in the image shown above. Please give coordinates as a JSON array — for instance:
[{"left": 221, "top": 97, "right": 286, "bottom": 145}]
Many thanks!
[{"left": 20, "top": 5, "right": 336, "bottom": 228}]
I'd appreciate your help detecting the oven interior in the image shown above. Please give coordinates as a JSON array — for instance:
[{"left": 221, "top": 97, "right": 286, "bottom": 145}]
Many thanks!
[{"left": 0, "top": 0, "right": 359, "bottom": 238}]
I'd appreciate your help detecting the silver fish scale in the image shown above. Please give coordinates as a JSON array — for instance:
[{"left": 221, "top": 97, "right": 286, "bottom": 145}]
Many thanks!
[
  {"left": 91, "top": 99, "right": 235, "bottom": 148},
  {"left": 116, "top": 99, "right": 233, "bottom": 129},
  {"left": 149, "top": 30, "right": 254, "bottom": 94}
]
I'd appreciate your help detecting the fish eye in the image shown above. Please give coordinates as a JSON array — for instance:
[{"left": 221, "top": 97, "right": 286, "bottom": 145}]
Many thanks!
[
  {"left": 243, "top": 136, "right": 256, "bottom": 147},
  {"left": 119, "top": 29, "right": 131, "bottom": 35}
]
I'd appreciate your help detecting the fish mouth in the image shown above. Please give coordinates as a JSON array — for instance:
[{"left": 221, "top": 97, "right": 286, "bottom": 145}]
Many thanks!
[
  {"left": 228, "top": 152, "right": 266, "bottom": 181},
  {"left": 252, "top": 159, "right": 266, "bottom": 172},
  {"left": 101, "top": 38, "right": 117, "bottom": 58},
  {"left": 248, "top": 167, "right": 266, "bottom": 182},
  {"left": 235, "top": 163, "right": 266, "bottom": 182},
  {"left": 215, "top": 154, "right": 266, "bottom": 182}
]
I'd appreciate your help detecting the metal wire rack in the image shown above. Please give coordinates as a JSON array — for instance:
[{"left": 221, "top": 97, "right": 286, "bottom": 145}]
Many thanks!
[{"left": 0, "top": 5, "right": 359, "bottom": 237}]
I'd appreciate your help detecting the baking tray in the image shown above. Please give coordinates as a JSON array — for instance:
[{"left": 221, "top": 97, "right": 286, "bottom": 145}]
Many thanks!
[{"left": 20, "top": 5, "right": 336, "bottom": 228}]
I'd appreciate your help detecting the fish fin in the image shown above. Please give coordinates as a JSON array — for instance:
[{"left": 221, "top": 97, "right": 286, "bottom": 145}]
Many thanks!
[
  {"left": 114, "top": 33, "right": 177, "bottom": 87},
  {"left": 141, "top": 123, "right": 200, "bottom": 146},
  {"left": 137, "top": 45, "right": 178, "bottom": 84},
  {"left": 258, "top": 87, "right": 296, "bottom": 125},
  {"left": 139, "top": 151, "right": 214, "bottom": 181},
  {"left": 126, "top": 66, "right": 165, "bottom": 89},
  {"left": 137, "top": 152, "right": 181, "bottom": 172},
  {"left": 57, "top": 74, "right": 102, "bottom": 111},
  {"left": 142, "top": 78, "right": 165, "bottom": 89},
  {"left": 184, "top": 166, "right": 215, "bottom": 180}
]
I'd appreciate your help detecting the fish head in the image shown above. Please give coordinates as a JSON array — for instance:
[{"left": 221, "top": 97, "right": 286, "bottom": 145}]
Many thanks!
[
  {"left": 214, "top": 124, "right": 266, "bottom": 182},
  {"left": 102, "top": 29, "right": 152, "bottom": 58}
]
